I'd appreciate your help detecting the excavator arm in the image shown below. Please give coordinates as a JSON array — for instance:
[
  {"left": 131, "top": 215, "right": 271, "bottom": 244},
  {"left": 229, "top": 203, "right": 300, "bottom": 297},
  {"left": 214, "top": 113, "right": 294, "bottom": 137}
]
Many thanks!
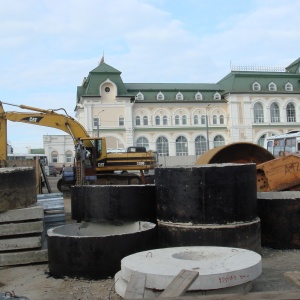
[{"left": 0, "top": 101, "right": 92, "bottom": 160}]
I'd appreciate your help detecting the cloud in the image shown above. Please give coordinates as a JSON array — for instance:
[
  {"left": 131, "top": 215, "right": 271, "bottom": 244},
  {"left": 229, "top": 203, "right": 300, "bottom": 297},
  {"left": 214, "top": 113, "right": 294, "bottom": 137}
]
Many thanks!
[{"left": 1, "top": 0, "right": 300, "bottom": 151}]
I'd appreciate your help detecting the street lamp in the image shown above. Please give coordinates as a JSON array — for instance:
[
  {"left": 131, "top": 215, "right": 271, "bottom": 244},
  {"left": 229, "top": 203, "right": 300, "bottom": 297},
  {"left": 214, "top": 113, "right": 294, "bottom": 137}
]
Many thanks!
[
  {"left": 205, "top": 104, "right": 210, "bottom": 151},
  {"left": 94, "top": 110, "right": 105, "bottom": 137}
]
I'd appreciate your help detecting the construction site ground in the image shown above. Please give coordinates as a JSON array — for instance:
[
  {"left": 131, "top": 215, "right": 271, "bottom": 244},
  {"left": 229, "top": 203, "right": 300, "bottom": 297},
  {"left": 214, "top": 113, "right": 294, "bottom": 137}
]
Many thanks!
[{"left": 0, "top": 176, "right": 299, "bottom": 300}]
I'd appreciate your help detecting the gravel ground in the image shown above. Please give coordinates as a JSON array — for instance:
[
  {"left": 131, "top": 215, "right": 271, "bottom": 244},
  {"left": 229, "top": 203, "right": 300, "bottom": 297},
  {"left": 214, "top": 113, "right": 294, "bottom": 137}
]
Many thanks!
[{"left": 0, "top": 247, "right": 299, "bottom": 300}]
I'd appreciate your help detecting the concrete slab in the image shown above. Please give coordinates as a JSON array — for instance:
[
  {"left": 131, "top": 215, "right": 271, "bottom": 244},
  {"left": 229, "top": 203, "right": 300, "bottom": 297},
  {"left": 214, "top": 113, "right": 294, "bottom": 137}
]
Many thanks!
[
  {"left": 0, "top": 206, "right": 43, "bottom": 223},
  {"left": 0, "top": 249, "right": 48, "bottom": 266},
  {"left": 120, "top": 246, "right": 262, "bottom": 291},
  {"left": 0, "top": 220, "right": 43, "bottom": 236},
  {"left": 0, "top": 236, "right": 42, "bottom": 251}
]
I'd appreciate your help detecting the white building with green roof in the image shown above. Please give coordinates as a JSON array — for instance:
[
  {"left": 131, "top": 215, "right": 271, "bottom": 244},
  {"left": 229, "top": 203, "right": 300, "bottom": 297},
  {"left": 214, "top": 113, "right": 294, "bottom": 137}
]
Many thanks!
[{"left": 44, "top": 57, "right": 300, "bottom": 167}]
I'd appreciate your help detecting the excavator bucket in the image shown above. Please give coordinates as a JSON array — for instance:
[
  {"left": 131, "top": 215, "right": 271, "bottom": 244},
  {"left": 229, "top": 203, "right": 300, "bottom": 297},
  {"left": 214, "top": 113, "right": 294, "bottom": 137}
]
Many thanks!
[{"left": 195, "top": 142, "right": 275, "bottom": 165}]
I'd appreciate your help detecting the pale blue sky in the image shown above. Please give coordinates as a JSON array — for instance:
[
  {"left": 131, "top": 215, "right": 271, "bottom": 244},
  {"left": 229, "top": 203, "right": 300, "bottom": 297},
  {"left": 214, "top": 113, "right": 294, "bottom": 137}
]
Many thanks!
[{"left": 1, "top": 0, "right": 300, "bottom": 152}]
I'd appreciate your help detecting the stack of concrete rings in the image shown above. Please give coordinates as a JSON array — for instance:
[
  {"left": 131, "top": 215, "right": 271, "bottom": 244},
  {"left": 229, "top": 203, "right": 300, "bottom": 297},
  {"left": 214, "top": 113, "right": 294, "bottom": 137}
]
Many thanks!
[{"left": 155, "top": 164, "right": 261, "bottom": 253}]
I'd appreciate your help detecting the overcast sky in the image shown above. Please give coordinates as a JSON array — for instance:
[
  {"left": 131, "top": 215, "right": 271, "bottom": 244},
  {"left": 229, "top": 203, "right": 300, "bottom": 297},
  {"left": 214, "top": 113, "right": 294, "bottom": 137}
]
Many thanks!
[{"left": 1, "top": 0, "right": 300, "bottom": 153}]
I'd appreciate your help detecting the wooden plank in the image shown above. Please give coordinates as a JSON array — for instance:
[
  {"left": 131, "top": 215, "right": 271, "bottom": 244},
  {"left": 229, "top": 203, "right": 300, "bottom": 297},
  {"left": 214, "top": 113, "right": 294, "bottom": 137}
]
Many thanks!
[
  {"left": 284, "top": 271, "right": 300, "bottom": 288},
  {"left": 124, "top": 273, "right": 146, "bottom": 299},
  {"left": 129, "top": 290, "right": 300, "bottom": 300},
  {"left": 159, "top": 269, "right": 199, "bottom": 298}
]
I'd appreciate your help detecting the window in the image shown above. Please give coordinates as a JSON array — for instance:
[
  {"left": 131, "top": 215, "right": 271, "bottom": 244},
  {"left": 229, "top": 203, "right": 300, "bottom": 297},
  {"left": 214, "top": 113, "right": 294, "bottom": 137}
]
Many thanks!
[
  {"left": 143, "top": 116, "right": 148, "bottom": 125},
  {"left": 257, "top": 134, "right": 266, "bottom": 147},
  {"left": 157, "top": 92, "right": 164, "bottom": 100},
  {"left": 270, "top": 103, "right": 280, "bottom": 123},
  {"left": 269, "top": 82, "right": 277, "bottom": 91},
  {"left": 285, "top": 83, "right": 293, "bottom": 91},
  {"left": 175, "top": 115, "right": 180, "bottom": 125},
  {"left": 155, "top": 116, "right": 160, "bottom": 125},
  {"left": 219, "top": 115, "right": 224, "bottom": 124},
  {"left": 119, "top": 116, "right": 124, "bottom": 126},
  {"left": 176, "top": 136, "right": 188, "bottom": 156},
  {"left": 65, "top": 151, "right": 72, "bottom": 163},
  {"left": 51, "top": 151, "right": 58, "bottom": 163},
  {"left": 176, "top": 92, "right": 183, "bottom": 100},
  {"left": 195, "top": 92, "right": 202, "bottom": 100},
  {"left": 252, "top": 82, "right": 261, "bottom": 91},
  {"left": 195, "top": 135, "right": 207, "bottom": 155},
  {"left": 182, "top": 115, "right": 187, "bottom": 125},
  {"left": 163, "top": 115, "right": 168, "bottom": 125},
  {"left": 136, "top": 92, "right": 144, "bottom": 100},
  {"left": 105, "top": 87, "right": 110, "bottom": 93},
  {"left": 156, "top": 136, "right": 169, "bottom": 156},
  {"left": 135, "top": 116, "right": 141, "bottom": 126},
  {"left": 136, "top": 137, "right": 149, "bottom": 150},
  {"left": 254, "top": 102, "right": 264, "bottom": 123},
  {"left": 287, "top": 103, "right": 296, "bottom": 122},
  {"left": 194, "top": 115, "right": 199, "bottom": 125},
  {"left": 213, "top": 135, "right": 225, "bottom": 148},
  {"left": 213, "top": 115, "right": 217, "bottom": 125},
  {"left": 214, "top": 92, "right": 221, "bottom": 100},
  {"left": 201, "top": 115, "right": 206, "bottom": 125}
]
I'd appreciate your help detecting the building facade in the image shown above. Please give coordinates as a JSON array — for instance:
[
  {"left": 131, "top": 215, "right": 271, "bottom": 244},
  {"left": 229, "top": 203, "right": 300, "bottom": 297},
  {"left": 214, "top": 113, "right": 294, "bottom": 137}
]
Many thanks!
[{"left": 44, "top": 57, "right": 300, "bottom": 167}]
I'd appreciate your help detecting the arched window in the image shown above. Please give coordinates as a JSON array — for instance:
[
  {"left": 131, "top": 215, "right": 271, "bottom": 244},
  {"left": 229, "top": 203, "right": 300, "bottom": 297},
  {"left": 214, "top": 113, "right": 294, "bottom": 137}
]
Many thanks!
[
  {"left": 136, "top": 137, "right": 149, "bottom": 150},
  {"left": 270, "top": 102, "right": 280, "bottom": 123},
  {"left": 155, "top": 116, "right": 160, "bottom": 125},
  {"left": 285, "top": 82, "right": 293, "bottom": 91},
  {"left": 269, "top": 82, "right": 277, "bottom": 91},
  {"left": 157, "top": 92, "right": 164, "bottom": 100},
  {"left": 213, "top": 135, "right": 225, "bottom": 148},
  {"left": 252, "top": 82, "right": 261, "bottom": 91},
  {"left": 195, "top": 135, "right": 207, "bottom": 155},
  {"left": 163, "top": 115, "right": 168, "bottom": 125},
  {"left": 176, "top": 136, "right": 188, "bottom": 156},
  {"left": 219, "top": 115, "right": 224, "bottom": 124},
  {"left": 254, "top": 102, "right": 264, "bottom": 123},
  {"left": 182, "top": 115, "right": 187, "bottom": 125},
  {"left": 119, "top": 116, "right": 124, "bottom": 126},
  {"left": 195, "top": 92, "right": 203, "bottom": 100},
  {"left": 175, "top": 115, "right": 180, "bottom": 125},
  {"left": 212, "top": 115, "right": 217, "bottom": 124},
  {"left": 214, "top": 92, "right": 221, "bottom": 100},
  {"left": 51, "top": 151, "right": 58, "bottom": 163},
  {"left": 136, "top": 92, "right": 144, "bottom": 100},
  {"left": 257, "top": 134, "right": 266, "bottom": 147},
  {"left": 143, "top": 116, "right": 148, "bottom": 125},
  {"left": 65, "top": 151, "right": 73, "bottom": 164},
  {"left": 201, "top": 115, "right": 206, "bottom": 125},
  {"left": 176, "top": 92, "right": 183, "bottom": 100},
  {"left": 194, "top": 115, "right": 199, "bottom": 125},
  {"left": 287, "top": 103, "right": 296, "bottom": 122},
  {"left": 156, "top": 136, "right": 169, "bottom": 156},
  {"left": 135, "top": 116, "right": 141, "bottom": 126}
]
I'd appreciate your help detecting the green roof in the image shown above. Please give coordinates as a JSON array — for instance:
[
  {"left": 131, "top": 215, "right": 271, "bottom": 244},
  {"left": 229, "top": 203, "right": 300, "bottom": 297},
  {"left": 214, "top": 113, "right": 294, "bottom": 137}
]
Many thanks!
[{"left": 77, "top": 57, "right": 300, "bottom": 102}]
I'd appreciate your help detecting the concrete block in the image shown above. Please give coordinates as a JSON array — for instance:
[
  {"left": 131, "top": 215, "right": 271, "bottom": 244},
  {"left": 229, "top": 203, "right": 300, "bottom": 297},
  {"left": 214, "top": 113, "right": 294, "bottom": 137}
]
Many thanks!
[
  {"left": 0, "top": 221, "right": 43, "bottom": 236},
  {"left": 0, "top": 206, "right": 44, "bottom": 223},
  {"left": 0, "top": 236, "right": 41, "bottom": 251},
  {"left": 0, "top": 249, "right": 48, "bottom": 266}
]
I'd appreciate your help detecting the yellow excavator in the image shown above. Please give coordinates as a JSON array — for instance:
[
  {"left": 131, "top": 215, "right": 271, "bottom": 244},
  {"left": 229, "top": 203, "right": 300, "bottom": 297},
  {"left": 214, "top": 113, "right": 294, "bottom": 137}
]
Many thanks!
[
  {"left": 195, "top": 142, "right": 300, "bottom": 192},
  {"left": 0, "top": 101, "right": 158, "bottom": 190}
]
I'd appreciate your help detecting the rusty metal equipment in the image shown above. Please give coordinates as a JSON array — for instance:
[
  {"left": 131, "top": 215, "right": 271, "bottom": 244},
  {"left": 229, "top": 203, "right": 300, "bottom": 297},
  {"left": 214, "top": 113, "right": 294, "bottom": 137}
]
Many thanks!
[{"left": 196, "top": 142, "right": 300, "bottom": 192}]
